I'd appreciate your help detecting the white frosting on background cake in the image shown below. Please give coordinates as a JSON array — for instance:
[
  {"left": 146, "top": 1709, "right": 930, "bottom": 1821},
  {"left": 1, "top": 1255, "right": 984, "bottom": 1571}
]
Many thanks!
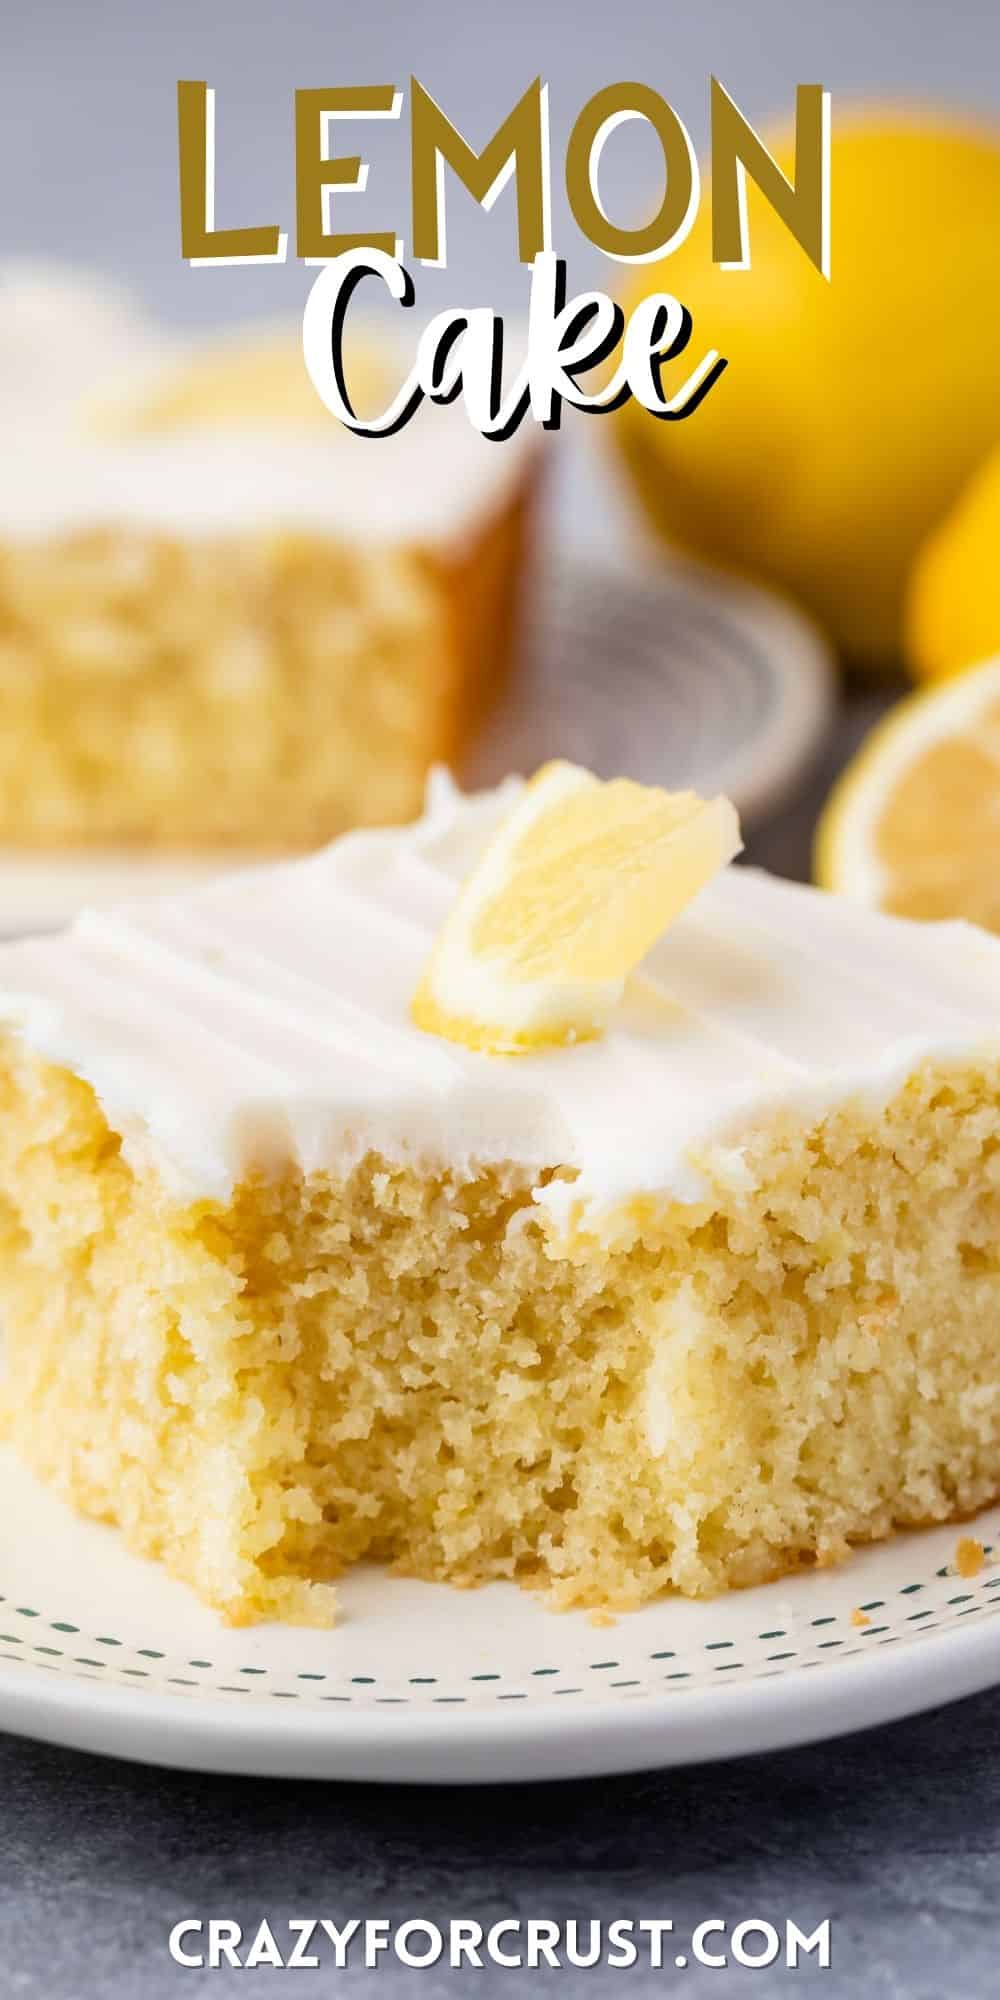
[
  {"left": 0, "top": 773, "right": 999, "bottom": 1224},
  {"left": 0, "top": 265, "right": 529, "bottom": 548}
]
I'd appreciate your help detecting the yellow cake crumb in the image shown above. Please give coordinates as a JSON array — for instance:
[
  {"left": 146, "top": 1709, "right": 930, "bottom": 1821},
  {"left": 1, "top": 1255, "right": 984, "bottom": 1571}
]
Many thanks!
[
  {"left": 851, "top": 1607, "right": 871, "bottom": 1628},
  {"left": 955, "top": 1536, "right": 985, "bottom": 1578}
]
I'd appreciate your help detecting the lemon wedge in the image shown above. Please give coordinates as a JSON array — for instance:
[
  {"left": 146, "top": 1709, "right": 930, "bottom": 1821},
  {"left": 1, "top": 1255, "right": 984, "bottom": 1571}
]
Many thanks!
[
  {"left": 412, "top": 762, "right": 742, "bottom": 1055},
  {"left": 815, "top": 657, "right": 1000, "bottom": 929}
]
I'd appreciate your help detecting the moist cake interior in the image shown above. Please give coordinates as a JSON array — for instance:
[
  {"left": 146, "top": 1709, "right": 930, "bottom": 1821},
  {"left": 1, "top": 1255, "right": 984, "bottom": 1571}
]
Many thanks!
[{"left": 2, "top": 1039, "right": 999, "bottom": 1626}]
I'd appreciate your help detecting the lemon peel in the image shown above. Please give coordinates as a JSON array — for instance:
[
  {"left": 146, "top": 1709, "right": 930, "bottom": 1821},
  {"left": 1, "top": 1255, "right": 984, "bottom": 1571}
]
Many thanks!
[{"left": 412, "top": 761, "right": 742, "bottom": 1055}]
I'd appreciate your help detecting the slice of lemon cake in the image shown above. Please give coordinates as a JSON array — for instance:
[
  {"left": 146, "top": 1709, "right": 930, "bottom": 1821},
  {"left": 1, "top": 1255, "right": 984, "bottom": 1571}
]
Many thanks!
[
  {"left": 1, "top": 766, "right": 1000, "bottom": 1628},
  {"left": 0, "top": 267, "right": 534, "bottom": 849}
]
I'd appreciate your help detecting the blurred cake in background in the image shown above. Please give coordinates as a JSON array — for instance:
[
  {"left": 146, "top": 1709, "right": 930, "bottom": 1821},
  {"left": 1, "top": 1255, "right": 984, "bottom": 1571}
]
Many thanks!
[{"left": 0, "top": 267, "right": 535, "bottom": 849}]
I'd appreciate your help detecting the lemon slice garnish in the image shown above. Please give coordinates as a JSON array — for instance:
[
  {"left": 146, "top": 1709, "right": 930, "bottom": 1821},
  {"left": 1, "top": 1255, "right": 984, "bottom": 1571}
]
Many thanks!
[
  {"left": 815, "top": 656, "right": 1000, "bottom": 929},
  {"left": 412, "top": 762, "right": 742, "bottom": 1055}
]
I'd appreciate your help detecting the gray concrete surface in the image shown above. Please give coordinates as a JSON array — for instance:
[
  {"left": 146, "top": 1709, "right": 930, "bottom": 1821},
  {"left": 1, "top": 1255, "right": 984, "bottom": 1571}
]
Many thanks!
[{"left": 1, "top": 1675, "right": 996, "bottom": 1997}]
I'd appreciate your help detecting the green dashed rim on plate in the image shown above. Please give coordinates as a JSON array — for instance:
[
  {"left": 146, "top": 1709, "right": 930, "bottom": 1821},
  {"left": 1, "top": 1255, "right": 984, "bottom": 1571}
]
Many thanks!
[
  {"left": 3, "top": 1447, "right": 1000, "bottom": 1780},
  {"left": 0, "top": 1550, "right": 995, "bottom": 1708}
]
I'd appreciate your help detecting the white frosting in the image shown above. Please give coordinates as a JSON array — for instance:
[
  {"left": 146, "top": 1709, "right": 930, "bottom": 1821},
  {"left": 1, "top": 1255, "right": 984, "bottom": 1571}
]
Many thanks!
[
  {"left": 0, "top": 265, "right": 530, "bottom": 548},
  {"left": 0, "top": 772, "right": 998, "bottom": 1229}
]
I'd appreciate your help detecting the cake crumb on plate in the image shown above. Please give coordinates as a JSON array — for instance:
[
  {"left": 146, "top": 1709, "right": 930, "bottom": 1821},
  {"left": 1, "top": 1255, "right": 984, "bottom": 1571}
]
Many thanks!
[{"left": 955, "top": 1537, "right": 985, "bottom": 1579}]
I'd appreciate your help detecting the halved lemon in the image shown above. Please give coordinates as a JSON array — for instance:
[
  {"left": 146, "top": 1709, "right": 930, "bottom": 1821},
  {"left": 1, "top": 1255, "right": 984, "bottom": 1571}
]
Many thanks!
[
  {"left": 815, "top": 657, "right": 1000, "bottom": 929},
  {"left": 411, "top": 762, "right": 742, "bottom": 1055}
]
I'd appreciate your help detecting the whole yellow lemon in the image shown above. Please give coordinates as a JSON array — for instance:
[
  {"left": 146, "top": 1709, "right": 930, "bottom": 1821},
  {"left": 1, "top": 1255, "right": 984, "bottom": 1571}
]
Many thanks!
[
  {"left": 615, "top": 110, "right": 1000, "bottom": 668},
  {"left": 906, "top": 442, "right": 1000, "bottom": 681}
]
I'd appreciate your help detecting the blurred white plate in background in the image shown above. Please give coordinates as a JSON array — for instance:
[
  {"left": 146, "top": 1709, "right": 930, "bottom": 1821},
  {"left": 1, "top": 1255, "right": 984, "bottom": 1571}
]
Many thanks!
[{"left": 469, "top": 555, "right": 836, "bottom": 822}]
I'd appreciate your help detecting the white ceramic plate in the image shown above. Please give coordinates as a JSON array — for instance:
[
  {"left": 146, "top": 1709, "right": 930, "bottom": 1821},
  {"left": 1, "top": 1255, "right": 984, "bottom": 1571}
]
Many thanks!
[
  {"left": 0, "top": 559, "right": 834, "bottom": 939},
  {"left": 2, "top": 1445, "right": 998, "bottom": 1783},
  {"left": 469, "top": 555, "right": 836, "bottom": 826}
]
